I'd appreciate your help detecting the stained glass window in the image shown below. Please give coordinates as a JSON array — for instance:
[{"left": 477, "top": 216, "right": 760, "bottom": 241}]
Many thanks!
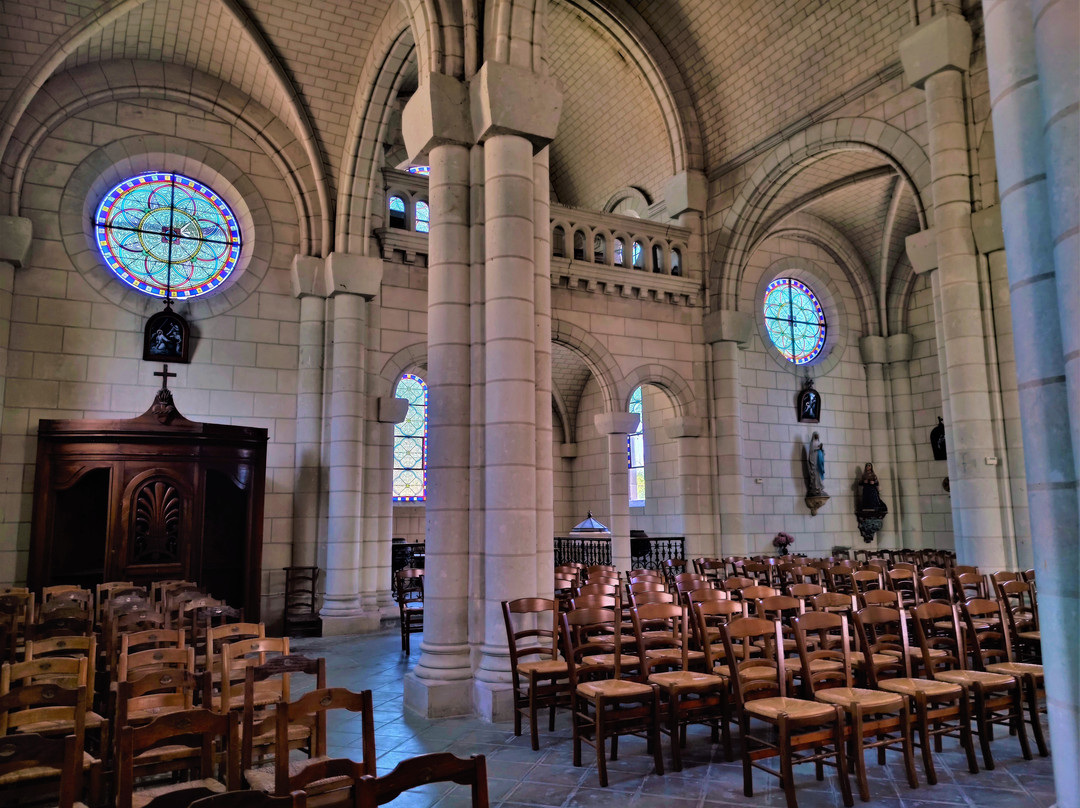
[
  {"left": 614, "top": 238, "right": 624, "bottom": 266},
  {"left": 94, "top": 173, "right": 241, "bottom": 299},
  {"left": 415, "top": 200, "right": 430, "bottom": 233},
  {"left": 388, "top": 196, "right": 407, "bottom": 229},
  {"left": 393, "top": 374, "right": 428, "bottom": 501},
  {"left": 407, "top": 166, "right": 431, "bottom": 176},
  {"left": 763, "top": 277, "right": 827, "bottom": 364},
  {"left": 632, "top": 241, "right": 643, "bottom": 268},
  {"left": 628, "top": 386, "right": 645, "bottom": 505}
]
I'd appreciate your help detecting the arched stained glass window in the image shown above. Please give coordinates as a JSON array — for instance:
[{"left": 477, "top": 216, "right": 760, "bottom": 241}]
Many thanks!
[
  {"left": 632, "top": 241, "right": 644, "bottom": 269},
  {"left": 628, "top": 386, "right": 645, "bottom": 505},
  {"left": 763, "top": 277, "right": 827, "bottom": 364},
  {"left": 94, "top": 172, "right": 241, "bottom": 299},
  {"left": 393, "top": 374, "right": 428, "bottom": 501},
  {"left": 415, "top": 200, "right": 430, "bottom": 233},
  {"left": 614, "top": 238, "right": 625, "bottom": 266},
  {"left": 388, "top": 195, "right": 407, "bottom": 229}
]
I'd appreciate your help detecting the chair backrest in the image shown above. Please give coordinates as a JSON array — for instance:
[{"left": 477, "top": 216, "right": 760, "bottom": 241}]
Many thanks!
[
  {"left": 859, "top": 588, "right": 899, "bottom": 609},
  {"left": 953, "top": 571, "right": 988, "bottom": 600},
  {"left": 628, "top": 581, "right": 665, "bottom": 595},
  {"left": 279, "top": 688, "right": 376, "bottom": 795},
  {"left": 119, "top": 628, "right": 186, "bottom": 659},
  {"left": 852, "top": 605, "right": 910, "bottom": 686},
  {"left": 0, "top": 682, "right": 86, "bottom": 740},
  {"left": 788, "top": 583, "right": 823, "bottom": 603},
  {"left": 219, "top": 637, "right": 289, "bottom": 712},
  {"left": 738, "top": 585, "right": 779, "bottom": 602},
  {"left": 792, "top": 611, "right": 853, "bottom": 696},
  {"left": 118, "top": 645, "right": 195, "bottom": 683},
  {"left": 117, "top": 708, "right": 240, "bottom": 808},
  {"left": 811, "top": 592, "right": 855, "bottom": 614},
  {"left": 502, "top": 598, "right": 560, "bottom": 686},
  {"left": 959, "top": 598, "right": 1013, "bottom": 669},
  {"left": 694, "top": 600, "right": 744, "bottom": 670},
  {"left": 575, "top": 583, "right": 618, "bottom": 598},
  {"left": 24, "top": 635, "right": 96, "bottom": 672},
  {"left": 0, "top": 732, "right": 82, "bottom": 807},
  {"left": 628, "top": 590, "right": 674, "bottom": 607},
  {"left": 918, "top": 574, "right": 953, "bottom": 604},
  {"left": 2, "top": 656, "right": 87, "bottom": 690},
  {"left": 997, "top": 579, "right": 1038, "bottom": 633},
  {"left": 910, "top": 601, "right": 965, "bottom": 677},
  {"left": 207, "top": 622, "right": 266, "bottom": 674},
  {"left": 355, "top": 752, "right": 489, "bottom": 808},
  {"left": 719, "top": 575, "right": 754, "bottom": 593},
  {"left": 242, "top": 655, "right": 326, "bottom": 771},
  {"left": 719, "top": 618, "right": 786, "bottom": 706},
  {"left": 568, "top": 594, "right": 617, "bottom": 610},
  {"left": 116, "top": 669, "right": 210, "bottom": 744},
  {"left": 560, "top": 606, "right": 625, "bottom": 682},
  {"left": 631, "top": 602, "right": 690, "bottom": 673}
]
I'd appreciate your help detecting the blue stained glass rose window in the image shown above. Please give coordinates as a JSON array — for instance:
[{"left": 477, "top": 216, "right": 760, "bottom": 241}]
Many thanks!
[
  {"left": 393, "top": 374, "right": 428, "bottom": 501},
  {"left": 763, "top": 278, "right": 827, "bottom": 364},
  {"left": 95, "top": 173, "right": 241, "bottom": 299}
]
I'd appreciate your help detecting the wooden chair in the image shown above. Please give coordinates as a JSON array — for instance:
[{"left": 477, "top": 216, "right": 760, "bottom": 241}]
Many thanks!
[
  {"left": 792, "top": 612, "right": 918, "bottom": 801},
  {"left": 953, "top": 571, "right": 988, "bottom": 601},
  {"left": 354, "top": 752, "right": 489, "bottom": 808},
  {"left": 117, "top": 646, "right": 195, "bottom": 686},
  {"left": 116, "top": 708, "right": 240, "bottom": 808},
  {"left": 885, "top": 569, "right": 918, "bottom": 608},
  {"left": 853, "top": 605, "right": 977, "bottom": 785},
  {"left": 917, "top": 573, "right": 953, "bottom": 604},
  {"left": 632, "top": 602, "right": 726, "bottom": 772},
  {"left": 217, "top": 638, "right": 290, "bottom": 714},
  {"left": 911, "top": 601, "right": 1031, "bottom": 771},
  {"left": 240, "top": 656, "right": 326, "bottom": 781},
  {"left": 94, "top": 582, "right": 134, "bottom": 626},
  {"left": 502, "top": 598, "right": 569, "bottom": 751},
  {"left": 115, "top": 668, "right": 211, "bottom": 771},
  {"left": 395, "top": 569, "right": 424, "bottom": 655},
  {"left": 560, "top": 606, "right": 663, "bottom": 787},
  {"left": 997, "top": 580, "right": 1040, "bottom": 662},
  {"left": 719, "top": 617, "right": 853, "bottom": 808},
  {"left": 692, "top": 599, "right": 744, "bottom": 657},
  {"left": 0, "top": 732, "right": 84, "bottom": 807},
  {"left": 283, "top": 567, "right": 321, "bottom": 638},
  {"left": 254, "top": 687, "right": 376, "bottom": 798}
]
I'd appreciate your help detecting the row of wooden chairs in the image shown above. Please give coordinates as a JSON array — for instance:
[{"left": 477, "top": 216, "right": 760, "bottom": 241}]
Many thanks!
[{"left": 505, "top": 586, "right": 1047, "bottom": 807}]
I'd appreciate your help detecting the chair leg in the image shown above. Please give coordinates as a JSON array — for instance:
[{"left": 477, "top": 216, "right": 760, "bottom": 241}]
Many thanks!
[
  {"left": 958, "top": 692, "right": 980, "bottom": 774},
  {"left": 651, "top": 692, "right": 665, "bottom": 777},
  {"left": 851, "top": 708, "right": 869, "bottom": 802},
  {"left": 973, "top": 687, "right": 995, "bottom": 770},
  {"left": 834, "top": 710, "right": 854, "bottom": 808},
  {"left": 742, "top": 718, "right": 754, "bottom": 798},
  {"left": 1025, "top": 676, "right": 1049, "bottom": 757},
  {"left": 778, "top": 726, "right": 798, "bottom": 808},
  {"left": 595, "top": 700, "right": 608, "bottom": 787},
  {"left": 1011, "top": 684, "right": 1033, "bottom": 761},
  {"left": 667, "top": 693, "right": 682, "bottom": 772},
  {"left": 529, "top": 682, "right": 540, "bottom": 751},
  {"left": 571, "top": 696, "right": 582, "bottom": 768},
  {"left": 899, "top": 703, "right": 919, "bottom": 790}
]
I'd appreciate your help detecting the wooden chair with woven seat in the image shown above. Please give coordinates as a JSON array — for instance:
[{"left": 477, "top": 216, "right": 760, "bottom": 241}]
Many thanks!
[
  {"left": 116, "top": 708, "right": 240, "bottom": 808},
  {"left": 997, "top": 580, "right": 1040, "bottom": 662},
  {"left": 853, "top": 605, "right": 977, "bottom": 785},
  {"left": 952, "top": 570, "right": 988, "bottom": 601},
  {"left": 502, "top": 598, "right": 569, "bottom": 751},
  {"left": 961, "top": 598, "right": 1048, "bottom": 758},
  {"left": 917, "top": 573, "right": 953, "bottom": 605},
  {"left": 206, "top": 622, "right": 266, "bottom": 681},
  {"left": 0, "top": 732, "right": 85, "bottom": 807},
  {"left": 247, "top": 687, "right": 375, "bottom": 799},
  {"left": 217, "top": 638, "right": 290, "bottom": 715},
  {"left": 632, "top": 602, "right": 726, "bottom": 772},
  {"left": 885, "top": 569, "right": 919, "bottom": 609},
  {"left": 692, "top": 599, "right": 744, "bottom": 656},
  {"left": 719, "top": 617, "right": 853, "bottom": 808},
  {"left": 792, "top": 611, "right": 919, "bottom": 802},
  {"left": 911, "top": 601, "right": 1031, "bottom": 771},
  {"left": 240, "top": 656, "right": 326, "bottom": 786},
  {"left": 0, "top": 681, "right": 102, "bottom": 803},
  {"left": 354, "top": 752, "right": 488, "bottom": 808},
  {"left": 395, "top": 569, "right": 424, "bottom": 655},
  {"left": 560, "top": 606, "right": 663, "bottom": 787}
]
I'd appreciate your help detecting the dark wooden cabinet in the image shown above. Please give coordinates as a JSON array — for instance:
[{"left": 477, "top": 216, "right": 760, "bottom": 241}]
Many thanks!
[{"left": 28, "top": 391, "right": 268, "bottom": 620}]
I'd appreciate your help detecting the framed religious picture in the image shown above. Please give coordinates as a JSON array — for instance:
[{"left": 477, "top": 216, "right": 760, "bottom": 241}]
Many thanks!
[
  {"left": 796, "top": 376, "right": 821, "bottom": 423},
  {"left": 143, "top": 301, "right": 190, "bottom": 363}
]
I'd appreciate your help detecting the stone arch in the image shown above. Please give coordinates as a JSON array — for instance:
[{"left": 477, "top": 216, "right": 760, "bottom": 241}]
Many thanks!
[
  {"left": 604, "top": 186, "right": 651, "bottom": 218},
  {"left": 886, "top": 253, "right": 919, "bottom": 337},
  {"left": 620, "top": 364, "right": 695, "bottom": 419},
  {"left": 396, "top": 0, "right": 466, "bottom": 78},
  {"left": 551, "top": 387, "right": 573, "bottom": 444},
  {"left": 551, "top": 318, "right": 621, "bottom": 414},
  {"left": 0, "top": 0, "right": 331, "bottom": 255},
  {"left": 380, "top": 342, "right": 429, "bottom": 393},
  {"left": 5, "top": 61, "right": 320, "bottom": 257},
  {"left": 713, "top": 118, "right": 932, "bottom": 310},
  {"left": 485, "top": 0, "right": 548, "bottom": 71}
]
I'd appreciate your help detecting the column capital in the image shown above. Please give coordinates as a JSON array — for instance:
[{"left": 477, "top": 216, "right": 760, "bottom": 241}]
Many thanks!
[
  {"left": 0, "top": 216, "right": 32, "bottom": 268},
  {"left": 664, "top": 171, "right": 708, "bottom": 217},
  {"left": 885, "top": 333, "right": 914, "bottom": 364},
  {"left": 402, "top": 72, "right": 473, "bottom": 164},
  {"left": 470, "top": 61, "right": 563, "bottom": 152},
  {"left": 375, "top": 396, "right": 408, "bottom": 424},
  {"left": 290, "top": 254, "right": 326, "bottom": 299},
  {"left": 906, "top": 228, "right": 938, "bottom": 274},
  {"left": 703, "top": 309, "right": 754, "bottom": 347},
  {"left": 899, "top": 13, "right": 973, "bottom": 88},
  {"left": 595, "top": 411, "right": 639, "bottom": 436},
  {"left": 324, "top": 252, "right": 383, "bottom": 299},
  {"left": 665, "top": 416, "right": 703, "bottom": 439},
  {"left": 971, "top": 206, "right": 1005, "bottom": 254},
  {"left": 859, "top": 335, "right": 887, "bottom": 365}
]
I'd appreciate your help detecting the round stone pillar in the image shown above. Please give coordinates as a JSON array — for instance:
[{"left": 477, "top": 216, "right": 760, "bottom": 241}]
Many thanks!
[
  {"left": 884, "top": 334, "right": 922, "bottom": 549},
  {"left": 533, "top": 147, "right": 555, "bottom": 595},
  {"left": 982, "top": 1, "right": 1080, "bottom": 800},
  {"left": 595, "top": 412, "right": 641, "bottom": 572}
]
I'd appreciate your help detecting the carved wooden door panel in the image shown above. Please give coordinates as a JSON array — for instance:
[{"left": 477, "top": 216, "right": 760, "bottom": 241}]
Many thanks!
[{"left": 115, "top": 467, "right": 197, "bottom": 583}]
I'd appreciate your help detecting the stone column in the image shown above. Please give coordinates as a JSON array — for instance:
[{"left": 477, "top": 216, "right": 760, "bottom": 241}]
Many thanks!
[
  {"left": 534, "top": 147, "right": 554, "bottom": 595},
  {"left": 860, "top": 336, "right": 895, "bottom": 548},
  {"left": 665, "top": 417, "right": 710, "bottom": 560},
  {"left": 400, "top": 74, "right": 477, "bottom": 718},
  {"left": 704, "top": 310, "right": 754, "bottom": 556},
  {"left": 900, "top": 14, "right": 1009, "bottom": 570},
  {"left": 982, "top": 1, "right": 1080, "bottom": 800},
  {"left": 319, "top": 252, "right": 383, "bottom": 635},
  {"left": 884, "top": 334, "right": 922, "bottom": 549},
  {"left": 595, "top": 412, "right": 640, "bottom": 572},
  {"left": 470, "top": 62, "right": 561, "bottom": 722},
  {"left": 362, "top": 397, "right": 407, "bottom": 615},
  {"left": 289, "top": 256, "right": 327, "bottom": 569}
]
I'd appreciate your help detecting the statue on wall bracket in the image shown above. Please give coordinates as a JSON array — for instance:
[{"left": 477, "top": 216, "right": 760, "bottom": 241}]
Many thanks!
[
  {"left": 855, "top": 461, "right": 889, "bottom": 543},
  {"left": 144, "top": 299, "right": 190, "bottom": 364},
  {"left": 797, "top": 375, "right": 821, "bottom": 423},
  {"left": 804, "top": 431, "right": 829, "bottom": 516},
  {"left": 930, "top": 416, "right": 947, "bottom": 460}
]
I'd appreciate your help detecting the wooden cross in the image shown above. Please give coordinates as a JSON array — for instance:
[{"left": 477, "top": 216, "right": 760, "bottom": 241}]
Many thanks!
[{"left": 154, "top": 364, "right": 177, "bottom": 391}]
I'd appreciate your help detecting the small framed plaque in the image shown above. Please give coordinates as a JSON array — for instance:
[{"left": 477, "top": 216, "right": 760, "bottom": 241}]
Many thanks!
[
  {"left": 796, "top": 376, "right": 821, "bottom": 423},
  {"left": 144, "top": 301, "right": 190, "bottom": 363}
]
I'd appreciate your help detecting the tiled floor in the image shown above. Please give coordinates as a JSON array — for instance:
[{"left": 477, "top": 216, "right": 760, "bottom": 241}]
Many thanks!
[{"left": 290, "top": 632, "right": 1053, "bottom": 808}]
